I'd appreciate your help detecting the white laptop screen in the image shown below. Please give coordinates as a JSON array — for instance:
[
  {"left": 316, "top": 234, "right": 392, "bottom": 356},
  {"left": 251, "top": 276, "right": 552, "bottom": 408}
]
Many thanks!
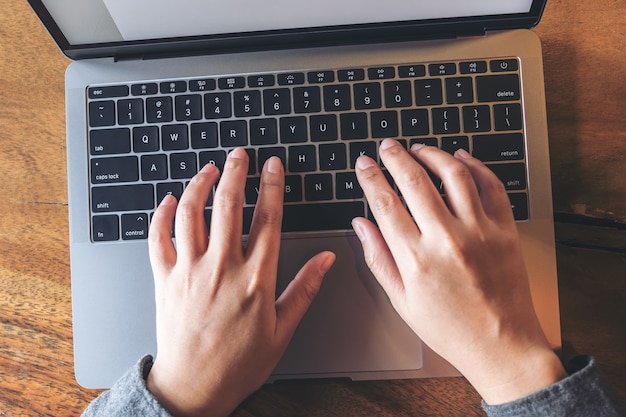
[{"left": 41, "top": 0, "right": 534, "bottom": 45}]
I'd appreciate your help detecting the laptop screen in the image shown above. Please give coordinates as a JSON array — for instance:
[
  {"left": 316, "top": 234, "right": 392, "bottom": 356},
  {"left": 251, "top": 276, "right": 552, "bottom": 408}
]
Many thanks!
[{"left": 29, "top": 0, "right": 544, "bottom": 59}]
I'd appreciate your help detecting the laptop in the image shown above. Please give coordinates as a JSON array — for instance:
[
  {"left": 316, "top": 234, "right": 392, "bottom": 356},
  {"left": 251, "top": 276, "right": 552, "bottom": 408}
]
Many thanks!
[{"left": 27, "top": 0, "right": 561, "bottom": 389}]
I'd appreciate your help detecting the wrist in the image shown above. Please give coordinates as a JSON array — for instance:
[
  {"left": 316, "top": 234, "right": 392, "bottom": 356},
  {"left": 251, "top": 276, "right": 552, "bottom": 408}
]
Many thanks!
[{"left": 469, "top": 346, "right": 567, "bottom": 405}]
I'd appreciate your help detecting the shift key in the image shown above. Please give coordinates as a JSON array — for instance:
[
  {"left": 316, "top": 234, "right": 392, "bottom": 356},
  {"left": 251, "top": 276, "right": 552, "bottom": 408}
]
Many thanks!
[{"left": 92, "top": 184, "right": 154, "bottom": 212}]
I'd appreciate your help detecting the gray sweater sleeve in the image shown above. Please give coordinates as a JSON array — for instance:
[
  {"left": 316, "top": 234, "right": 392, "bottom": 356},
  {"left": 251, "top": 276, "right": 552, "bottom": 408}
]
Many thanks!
[
  {"left": 82, "top": 355, "right": 624, "bottom": 416},
  {"left": 81, "top": 356, "right": 172, "bottom": 417},
  {"left": 483, "top": 356, "right": 626, "bottom": 417}
]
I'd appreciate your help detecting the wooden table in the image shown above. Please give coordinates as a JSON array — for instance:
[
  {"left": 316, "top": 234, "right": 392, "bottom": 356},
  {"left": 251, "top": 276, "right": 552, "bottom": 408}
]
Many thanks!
[{"left": 1, "top": 1, "right": 624, "bottom": 415}]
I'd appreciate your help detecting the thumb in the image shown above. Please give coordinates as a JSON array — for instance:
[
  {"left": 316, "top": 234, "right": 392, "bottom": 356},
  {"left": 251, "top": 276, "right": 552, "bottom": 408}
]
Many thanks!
[{"left": 274, "top": 251, "right": 336, "bottom": 345}]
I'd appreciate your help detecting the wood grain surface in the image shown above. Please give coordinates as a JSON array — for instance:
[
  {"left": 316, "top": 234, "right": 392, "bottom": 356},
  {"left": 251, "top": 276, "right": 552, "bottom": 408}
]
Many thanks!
[{"left": 1, "top": 0, "right": 624, "bottom": 415}]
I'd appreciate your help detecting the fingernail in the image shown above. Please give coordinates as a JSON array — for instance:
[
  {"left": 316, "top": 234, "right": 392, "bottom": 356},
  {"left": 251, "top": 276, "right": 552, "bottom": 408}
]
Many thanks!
[
  {"left": 410, "top": 143, "right": 425, "bottom": 152},
  {"left": 228, "top": 147, "right": 246, "bottom": 159},
  {"left": 159, "top": 194, "right": 177, "bottom": 206},
  {"left": 351, "top": 218, "right": 366, "bottom": 242},
  {"left": 455, "top": 148, "right": 472, "bottom": 159},
  {"left": 379, "top": 138, "right": 400, "bottom": 151},
  {"left": 265, "top": 156, "right": 283, "bottom": 174},
  {"left": 319, "top": 252, "right": 337, "bottom": 275},
  {"left": 355, "top": 155, "right": 377, "bottom": 170}
]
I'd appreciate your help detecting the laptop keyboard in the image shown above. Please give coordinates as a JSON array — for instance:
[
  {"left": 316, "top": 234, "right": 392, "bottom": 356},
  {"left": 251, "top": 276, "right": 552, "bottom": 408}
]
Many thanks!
[{"left": 87, "top": 58, "right": 528, "bottom": 242}]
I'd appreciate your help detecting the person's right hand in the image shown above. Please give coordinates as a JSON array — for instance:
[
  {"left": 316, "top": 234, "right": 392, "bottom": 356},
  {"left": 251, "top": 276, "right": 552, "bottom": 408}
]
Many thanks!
[{"left": 352, "top": 139, "right": 566, "bottom": 405}]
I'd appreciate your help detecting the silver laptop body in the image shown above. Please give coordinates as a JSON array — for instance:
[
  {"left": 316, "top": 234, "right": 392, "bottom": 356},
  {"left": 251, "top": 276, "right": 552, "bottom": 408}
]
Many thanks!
[{"left": 28, "top": 0, "right": 560, "bottom": 389}]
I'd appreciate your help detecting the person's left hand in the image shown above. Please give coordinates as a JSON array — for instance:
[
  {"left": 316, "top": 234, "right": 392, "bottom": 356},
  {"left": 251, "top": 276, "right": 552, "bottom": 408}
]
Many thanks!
[{"left": 146, "top": 148, "right": 336, "bottom": 417}]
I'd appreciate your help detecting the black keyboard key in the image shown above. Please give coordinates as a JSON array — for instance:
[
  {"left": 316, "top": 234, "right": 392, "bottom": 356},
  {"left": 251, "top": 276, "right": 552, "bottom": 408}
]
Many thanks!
[
  {"left": 280, "top": 116, "right": 308, "bottom": 143},
  {"left": 133, "top": 126, "right": 160, "bottom": 153},
  {"left": 293, "top": 86, "right": 321, "bottom": 113},
  {"left": 432, "top": 107, "right": 460, "bottom": 135},
  {"left": 398, "top": 65, "right": 426, "bottom": 78},
  {"left": 462, "top": 105, "right": 492, "bottom": 133},
  {"left": 323, "top": 85, "right": 351, "bottom": 111},
  {"left": 488, "top": 163, "right": 527, "bottom": 191},
  {"left": 337, "top": 69, "right": 365, "bottom": 82},
  {"left": 162, "top": 125, "right": 189, "bottom": 150},
  {"left": 189, "top": 79, "right": 216, "bottom": 92},
  {"left": 131, "top": 83, "right": 158, "bottom": 96},
  {"left": 319, "top": 143, "right": 347, "bottom": 171},
  {"left": 340, "top": 113, "right": 368, "bottom": 140},
  {"left": 277, "top": 72, "right": 305, "bottom": 85},
  {"left": 304, "top": 174, "right": 333, "bottom": 201},
  {"left": 141, "top": 154, "right": 168, "bottom": 181},
  {"left": 89, "top": 85, "right": 129, "bottom": 99},
  {"left": 284, "top": 175, "right": 303, "bottom": 202},
  {"left": 156, "top": 182, "right": 184, "bottom": 205},
  {"left": 401, "top": 109, "right": 429, "bottom": 136},
  {"left": 281, "top": 202, "right": 365, "bottom": 232},
  {"left": 263, "top": 88, "right": 291, "bottom": 115},
  {"left": 441, "top": 136, "right": 469, "bottom": 154},
  {"left": 146, "top": 96, "right": 173, "bottom": 123},
  {"left": 218, "top": 76, "right": 245, "bottom": 89},
  {"left": 308, "top": 70, "right": 335, "bottom": 84},
  {"left": 245, "top": 177, "right": 261, "bottom": 204},
  {"left": 92, "top": 215, "right": 119, "bottom": 241},
  {"left": 90, "top": 128, "right": 131, "bottom": 155},
  {"left": 429, "top": 63, "right": 456, "bottom": 76},
  {"left": 336, "top": 172, "right": 363, "bottom": 199},
  {"left": 244, "top": 148, "right": 257, "bottom": 175},
  {"left": 349, "top": 141, "right": 377, "bottom": 168},
  {"left": 472, "top": 133, "right": 525, "bottom": 162},
  {"left": 91, "top": 184, "right": 154, "bottom": 212},
  {"left": 199, "top": 150, "right": 227, "bottom": 172},
  {"left": 414, "top": 79, "right": 443, "bottom": 106},
  {"left": 170, "top": 152, "right": 198, "bottom": 179},
  {"left": 258, "top": 147, "right": 287, "bottom": 171},
  {"left": 459, "top": 61, "right": 488, "bottom": 74},
  {"left": 508, "top": 192, "right": 529, "bottom": 221},
  {"left": 91, "top": 156, "right": 138, "bottom": 184},
  {"left": 160, "top": 81, "right": 187, "bottom": 94},
  {"left": 89, "top": 101, "right": 116, "bottom": 127},
  {"left": 250, "top": 118, "right": 278, "bottom": 145},
  {"left": 191, "top": 122, "right": 219, "bottom": 149},
  {"left": 121, "top": 213, "right": 149, "bottom": 240},
  {"left": 371, "top": 111, "right": 399, "bottom": 138},
  {"left": 354, "top": 83, "right": 382, "bottom": 110},
  {"left": 220, "top": 120, "right": 248, "bottom": 147},
  {"left": 476, "top": 74, "right": 520, "bottom": 102},
  {"left": 234, "top": 90, "right": 262, "bottom": 117},
  {"left": 368, "top": 66, "right": 395, "bottom": 80},
  {"left": 117, "top": 99, "right": 144, "bottom": 125},
  {"left": 445, "top": 77, "right": 474, "bottom": 104},
  {"left": 248, "top": 74, "right": 275, "bottom": 88},
  {"left": 310, "top": 114, "right": 338, "bottom": 142},
  {"left": 494, "top": 103, "right": 523, "bottom": 131},
  {"left": 384, "top": 81, "right": 413, "bottom": 108},
  {"left": 205, "top": 92, "right": 232, "bottom": 119},
  {"left": 288, "top": 145, "right": 317, "bottom": 172},
  {"left": 175, "top": 94, "right": 203, "bottom": 121},
  {"left": 490, "top": 59, "right": 519, "bottom": 73}
]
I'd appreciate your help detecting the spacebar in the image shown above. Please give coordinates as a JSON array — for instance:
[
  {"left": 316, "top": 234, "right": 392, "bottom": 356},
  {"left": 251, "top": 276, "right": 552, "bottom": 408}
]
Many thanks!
[{"left": 243, "top": 201, "right": 365, "bottom": 234}]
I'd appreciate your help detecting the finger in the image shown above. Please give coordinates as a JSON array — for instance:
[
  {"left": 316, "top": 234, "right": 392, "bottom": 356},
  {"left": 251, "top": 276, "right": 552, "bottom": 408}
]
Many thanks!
[
  {"left": 454, "top": 149, "right": 515, "bottom": 225},
  {"left": 148, "top": 194, "right": 178, "bottom": 276},
  {"left": 351, "top": 217, "right": 405, "bottom": 301},
  {"left": 208, "top": 148, "right": 249, "bottom": 258},
  {"left": 409, "top": 144, "right": 485, "bottom": 223},
  {"left": 245, "top": 157, "right": 285, "bottom": 288},
  {"left": 174, "top": 163, "right": 219, "bottom": 260},
  {"left": 355, "top": 153, "right": 421, "bottom": 258},
  {"left": 274, "top": 251, "right": 336, "bottom": 346},
  {"left": 378, "top": 139, "right": 452, "bottom": 232}
]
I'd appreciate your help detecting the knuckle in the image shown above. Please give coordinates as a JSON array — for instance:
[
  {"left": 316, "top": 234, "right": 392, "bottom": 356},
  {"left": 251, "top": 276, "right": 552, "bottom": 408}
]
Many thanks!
[
  {"left": 213, "top": 189, "right": 242, "bottom": 211},
  {"left": 369, "top": 190, "right": 402, "bottom": 216},
  {"left": 253, "top": 206, "right": 283, "bottom": 226}
]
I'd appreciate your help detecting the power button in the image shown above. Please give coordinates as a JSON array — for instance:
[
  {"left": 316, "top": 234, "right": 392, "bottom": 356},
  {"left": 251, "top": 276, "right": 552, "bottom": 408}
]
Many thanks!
[{"left": 490, "top": 59, "right": 519, "bottom": 72}]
